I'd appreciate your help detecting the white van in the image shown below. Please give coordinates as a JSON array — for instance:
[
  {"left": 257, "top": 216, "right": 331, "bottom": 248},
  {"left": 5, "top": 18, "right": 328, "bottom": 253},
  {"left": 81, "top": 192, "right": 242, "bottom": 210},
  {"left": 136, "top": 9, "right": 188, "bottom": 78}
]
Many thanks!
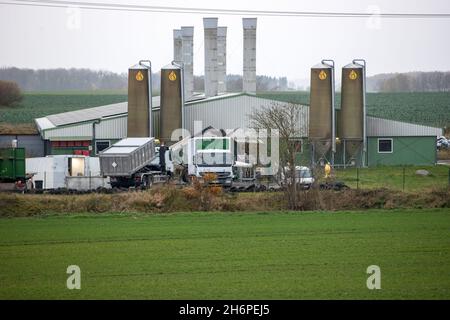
[{"left": 281, "top": 166, "right": 315, "bottom": 189}]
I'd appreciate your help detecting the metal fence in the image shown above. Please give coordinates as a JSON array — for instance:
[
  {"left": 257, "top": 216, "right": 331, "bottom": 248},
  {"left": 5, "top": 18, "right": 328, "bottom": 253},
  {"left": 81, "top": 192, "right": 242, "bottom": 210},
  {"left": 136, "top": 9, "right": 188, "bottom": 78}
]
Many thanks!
[{"left": 326, "top": 166, "right": 450, "bottom": 192}]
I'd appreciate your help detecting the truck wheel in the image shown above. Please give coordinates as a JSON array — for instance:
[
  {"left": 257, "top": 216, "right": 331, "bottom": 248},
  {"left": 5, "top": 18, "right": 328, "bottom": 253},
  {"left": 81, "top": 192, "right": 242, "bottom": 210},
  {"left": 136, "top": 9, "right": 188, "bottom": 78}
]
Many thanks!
[
  {"left": 144, "top": 175, "right": 153, "bottom": 189},
  {"left": 181, "top": 169, "right": 189, "bottom": 183}
]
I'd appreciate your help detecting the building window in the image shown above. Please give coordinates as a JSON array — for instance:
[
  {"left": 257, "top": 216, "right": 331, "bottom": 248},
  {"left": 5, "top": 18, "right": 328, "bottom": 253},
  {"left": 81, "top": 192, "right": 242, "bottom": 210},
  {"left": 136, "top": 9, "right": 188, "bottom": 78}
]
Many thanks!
[
  {"left": 95, "top": 140, "right": 110, "bottom": 154},
  {"left": 378, "top": 138, "right": 393, "bottom": 153}
]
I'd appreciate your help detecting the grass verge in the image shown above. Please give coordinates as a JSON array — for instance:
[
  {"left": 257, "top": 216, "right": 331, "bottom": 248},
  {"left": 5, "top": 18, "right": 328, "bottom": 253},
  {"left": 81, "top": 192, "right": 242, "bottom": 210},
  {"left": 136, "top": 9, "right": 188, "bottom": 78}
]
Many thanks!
[
  {"left": 0, "top": 209, "right": 449, "bottom": 299},
  {"left": 1, "top": 186, "right": 449, "bottom": 217}
]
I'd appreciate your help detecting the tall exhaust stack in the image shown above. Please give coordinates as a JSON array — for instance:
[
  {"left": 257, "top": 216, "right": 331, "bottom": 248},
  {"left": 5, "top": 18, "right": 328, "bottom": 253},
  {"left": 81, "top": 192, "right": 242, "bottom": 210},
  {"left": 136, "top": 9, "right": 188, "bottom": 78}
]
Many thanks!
[
  {"left": 181, "top": 26, "right": 194, "bottom": 100},
  {"left": 203, "top": 17, "right": 218, "bottom": 97},
  {"left": 173, "top": 29, "right": 182, "bottom": 62},
  {"left": 127, "top": 61, "right": 152, "bottom": 137},
  {"left": 217, "top": 26, "right": 227, "bottom": 93},
  {"left": 243, "top": 18, "right": 257, "bottom": 94}
]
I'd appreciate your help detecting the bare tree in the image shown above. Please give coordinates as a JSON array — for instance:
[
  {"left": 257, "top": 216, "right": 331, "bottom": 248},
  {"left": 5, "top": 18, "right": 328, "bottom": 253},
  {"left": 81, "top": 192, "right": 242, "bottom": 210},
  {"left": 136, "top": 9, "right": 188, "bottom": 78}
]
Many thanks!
[{"left": 248, "top": 102, "right": 305, "bottom": 209}]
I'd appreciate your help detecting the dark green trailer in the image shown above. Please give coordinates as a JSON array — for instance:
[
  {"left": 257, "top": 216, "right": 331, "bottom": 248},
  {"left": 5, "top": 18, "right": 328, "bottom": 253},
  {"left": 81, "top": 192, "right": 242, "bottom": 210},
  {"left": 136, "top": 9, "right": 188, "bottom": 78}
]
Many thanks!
[{"left": 0, "top": 148, "right": 26, "bottom": 182}]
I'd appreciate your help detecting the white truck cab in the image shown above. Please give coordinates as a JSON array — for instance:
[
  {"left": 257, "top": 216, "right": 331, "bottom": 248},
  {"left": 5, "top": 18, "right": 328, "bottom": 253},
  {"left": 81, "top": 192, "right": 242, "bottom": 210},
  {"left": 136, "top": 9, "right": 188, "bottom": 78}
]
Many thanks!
[{"left": 164, "top": 136, "right": 234, "bottom": 186}]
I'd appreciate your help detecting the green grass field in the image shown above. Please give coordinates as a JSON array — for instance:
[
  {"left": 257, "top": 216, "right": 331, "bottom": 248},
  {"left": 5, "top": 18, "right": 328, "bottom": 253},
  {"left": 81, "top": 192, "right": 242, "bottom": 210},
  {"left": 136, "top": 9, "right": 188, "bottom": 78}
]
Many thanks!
[
  {"left": 1, "top": 209, "right": 449, "bottom": 299},
  {"left": 1, "top": 91, "right": 449, "bottom": 129},
  {"left": 258, "top": 91, "right": 450, "bottom": 128},
  {"left": 330, "top": 165, "right": 450, "bottom": 191},
  {"left": 0, "top": 92, "right": 127, "bottom": 124}
]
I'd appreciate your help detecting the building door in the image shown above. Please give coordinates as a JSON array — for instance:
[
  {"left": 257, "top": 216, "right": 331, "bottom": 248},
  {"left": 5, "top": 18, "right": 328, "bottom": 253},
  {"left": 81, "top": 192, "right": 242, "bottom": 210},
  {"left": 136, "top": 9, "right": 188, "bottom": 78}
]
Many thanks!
[{"left": 68, "top": 157, "right": 85, "bottom": 176}]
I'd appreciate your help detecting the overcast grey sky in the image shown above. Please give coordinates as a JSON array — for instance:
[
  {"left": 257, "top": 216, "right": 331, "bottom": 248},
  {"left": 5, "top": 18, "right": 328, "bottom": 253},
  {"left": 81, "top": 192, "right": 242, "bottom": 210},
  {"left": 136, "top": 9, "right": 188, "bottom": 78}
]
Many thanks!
[{"left": 1, "top": 0, "right": 449, "bottom": 82}]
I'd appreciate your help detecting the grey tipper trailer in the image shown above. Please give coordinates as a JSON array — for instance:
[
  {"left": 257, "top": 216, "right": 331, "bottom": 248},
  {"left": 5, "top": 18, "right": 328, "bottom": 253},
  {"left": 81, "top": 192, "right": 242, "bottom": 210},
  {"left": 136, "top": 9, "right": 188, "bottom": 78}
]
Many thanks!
[{"left": 99, "top": 138, "right": 156, "bottom": 178}]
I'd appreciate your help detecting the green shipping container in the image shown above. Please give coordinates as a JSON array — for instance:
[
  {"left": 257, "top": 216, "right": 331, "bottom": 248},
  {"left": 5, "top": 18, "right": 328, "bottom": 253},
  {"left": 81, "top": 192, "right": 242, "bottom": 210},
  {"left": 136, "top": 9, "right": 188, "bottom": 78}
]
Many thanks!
[{"left": 0, "top": 148, "right": 26, "bottom": 181}]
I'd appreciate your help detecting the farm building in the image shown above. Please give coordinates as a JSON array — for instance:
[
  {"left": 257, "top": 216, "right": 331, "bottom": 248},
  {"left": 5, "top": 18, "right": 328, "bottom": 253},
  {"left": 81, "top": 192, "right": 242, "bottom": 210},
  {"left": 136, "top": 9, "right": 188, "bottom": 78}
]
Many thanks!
[
  {"left": 33, "top": 91, "right": 442, "bottom": 167},
  {"left": 30, "top": 17, "right": 443, "bottom": 168},
  {"left": 0, "top": 134, "right": 44, "bottom": 157},
  {"left": 34, "top": 92, "right": 306, "bottom": 155}
]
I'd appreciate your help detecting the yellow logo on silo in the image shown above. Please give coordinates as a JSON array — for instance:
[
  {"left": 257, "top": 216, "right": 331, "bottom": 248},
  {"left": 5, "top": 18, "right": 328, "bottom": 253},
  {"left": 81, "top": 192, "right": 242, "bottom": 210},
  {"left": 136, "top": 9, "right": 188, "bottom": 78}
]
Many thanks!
[
  {"left": 135, "top": 71, "right": 144, "bottom": 81},
  {"left": 349, "top": 70, "right": 358, "bottom": 80},
  {"left": 318, "top": 70, "right": 327, "bottom": 80},
  {"left": 168, "top": 71, "right": 177, "bottom": 81}
]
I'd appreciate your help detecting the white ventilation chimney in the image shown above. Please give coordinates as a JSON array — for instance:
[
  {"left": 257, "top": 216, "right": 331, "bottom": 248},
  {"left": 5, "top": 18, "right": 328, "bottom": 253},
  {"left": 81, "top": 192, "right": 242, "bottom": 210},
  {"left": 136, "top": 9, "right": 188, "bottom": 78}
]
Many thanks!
[
  {"left": 217, "top": 27, "right": 227, "bottom": 94},
  {"left": 243, "top": 18, "right": 257, "bottom": 94},
  {"left": 181, "top": 26, "right": 194, "bottom": 100},
  {"left": 173, "top": 29, "right": 183, "bottom": 62},
  {"left": 203, "top": 17, "right": 218, "bottom": 97}
]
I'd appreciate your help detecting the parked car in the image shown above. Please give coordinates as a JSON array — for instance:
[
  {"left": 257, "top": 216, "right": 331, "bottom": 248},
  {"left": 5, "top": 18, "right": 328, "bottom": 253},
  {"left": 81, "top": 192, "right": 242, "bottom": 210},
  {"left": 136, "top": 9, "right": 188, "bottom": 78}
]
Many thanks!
[
  {"left": 437, "top": 136, "right": 449, "bottom": 150},
  {"left": 280, "top": 166, "right": 315, "bottom": 189}
]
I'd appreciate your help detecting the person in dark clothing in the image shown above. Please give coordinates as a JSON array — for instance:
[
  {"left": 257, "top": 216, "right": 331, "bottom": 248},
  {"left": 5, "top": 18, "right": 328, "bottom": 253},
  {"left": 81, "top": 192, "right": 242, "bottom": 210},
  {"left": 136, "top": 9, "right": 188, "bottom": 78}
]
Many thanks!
[{"left": 159, "top": 142, "right": 168, "bottom": 174}]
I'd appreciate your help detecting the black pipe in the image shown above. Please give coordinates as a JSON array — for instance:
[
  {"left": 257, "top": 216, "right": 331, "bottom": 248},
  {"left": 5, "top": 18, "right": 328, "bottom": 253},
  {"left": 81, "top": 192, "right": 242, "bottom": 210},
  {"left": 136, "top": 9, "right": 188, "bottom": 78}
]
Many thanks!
[{"left": 92, "top": 119, "right": 101, "bottom": 155}]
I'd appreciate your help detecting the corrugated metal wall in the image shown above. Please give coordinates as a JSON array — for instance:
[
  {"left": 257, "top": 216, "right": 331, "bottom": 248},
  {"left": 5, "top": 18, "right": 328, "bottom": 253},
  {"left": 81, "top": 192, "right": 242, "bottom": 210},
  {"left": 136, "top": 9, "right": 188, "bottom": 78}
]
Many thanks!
[
  {"left": 152, "top": 110, "right": 160, "bottom": 138},
  {"left": 367, "top": 136, "right": 437, "bottom": 166},
  {"left": 43, "top": 116, "right": 127, "bottom": 140},
  {"left": 367, "top": 116, "right": 442, "bottom": 137},
  {"left": 97, "top": 117, "right": 127, "bottom": 139},
  {"left": 38, "top": 96, "right": 442, "bottom": 143},
  {"left": 43, "top": 123, "right": 92, "bottom": 140},
  {"left": 185, "top": 95, "right": 309, "bottom": 137}
]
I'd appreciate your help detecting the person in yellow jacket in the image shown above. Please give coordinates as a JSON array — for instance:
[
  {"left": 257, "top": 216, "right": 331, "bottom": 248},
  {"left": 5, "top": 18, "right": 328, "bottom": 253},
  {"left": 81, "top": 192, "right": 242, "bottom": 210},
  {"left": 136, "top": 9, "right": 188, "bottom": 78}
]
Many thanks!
[{"left": 324, "top": 162, "right": 331, "bottom": 179}]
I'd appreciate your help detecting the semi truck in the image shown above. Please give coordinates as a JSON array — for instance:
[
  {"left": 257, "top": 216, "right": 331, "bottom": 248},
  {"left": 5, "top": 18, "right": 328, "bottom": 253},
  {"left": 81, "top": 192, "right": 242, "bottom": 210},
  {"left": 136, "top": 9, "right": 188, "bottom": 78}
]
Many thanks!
[
  {"left": 165, "top": 136, "right": 234, "bottom": 186},
  {"left": 99, "top": 135, "right": 236, "bottom": 188},
  {"left": 99, "top": 137, "right": 159, "bottom": 188}
]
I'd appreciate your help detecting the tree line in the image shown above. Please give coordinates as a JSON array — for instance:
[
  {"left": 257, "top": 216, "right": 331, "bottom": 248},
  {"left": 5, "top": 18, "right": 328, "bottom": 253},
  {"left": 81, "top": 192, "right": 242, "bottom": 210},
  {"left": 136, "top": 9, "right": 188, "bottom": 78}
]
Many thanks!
[
  {"left": 3, "top": 67, "right": 448, "bottom": 93},
  {"left": 368, "top": 71, "right": 450, "bottom": 92},
  {"left": 0, "top": 67, "right": 129, "bottom": 91},
  {"left": 0, "top": 67, "right": 290, "bottom": 93}
]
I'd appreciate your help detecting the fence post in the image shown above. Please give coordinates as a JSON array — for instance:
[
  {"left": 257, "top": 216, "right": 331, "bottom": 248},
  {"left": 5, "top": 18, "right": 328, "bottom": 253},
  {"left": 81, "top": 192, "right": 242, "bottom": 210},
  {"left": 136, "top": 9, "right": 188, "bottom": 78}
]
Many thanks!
[
  {"left": 356, "top": 167, "right": 359, "bottom": 190},
  {"left": 403, "top": 167, "right": 406, "bottom": 192},
  {"left": 448, "top": 167, "right": 450, "bottom": 189}
]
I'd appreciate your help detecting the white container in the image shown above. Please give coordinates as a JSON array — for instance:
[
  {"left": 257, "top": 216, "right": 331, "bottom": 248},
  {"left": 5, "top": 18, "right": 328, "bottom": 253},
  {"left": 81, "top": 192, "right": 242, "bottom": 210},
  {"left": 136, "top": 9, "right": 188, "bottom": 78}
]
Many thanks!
[
  {"left": 99, "top": 138, "right": 155, "bottom": 177},
  {"left": 26, "top": 155, "right": 110, "bottom": 190}
]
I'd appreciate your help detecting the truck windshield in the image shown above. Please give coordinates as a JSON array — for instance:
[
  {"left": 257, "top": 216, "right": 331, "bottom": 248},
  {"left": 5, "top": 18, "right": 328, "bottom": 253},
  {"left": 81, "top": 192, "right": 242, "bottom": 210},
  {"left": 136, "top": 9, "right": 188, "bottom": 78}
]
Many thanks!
[
  {"left": 196, "top": 138, "right": 229, "bottom": 150},
  {"left": 195, "top": 152, "right": 233, "bottom": 167}
]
